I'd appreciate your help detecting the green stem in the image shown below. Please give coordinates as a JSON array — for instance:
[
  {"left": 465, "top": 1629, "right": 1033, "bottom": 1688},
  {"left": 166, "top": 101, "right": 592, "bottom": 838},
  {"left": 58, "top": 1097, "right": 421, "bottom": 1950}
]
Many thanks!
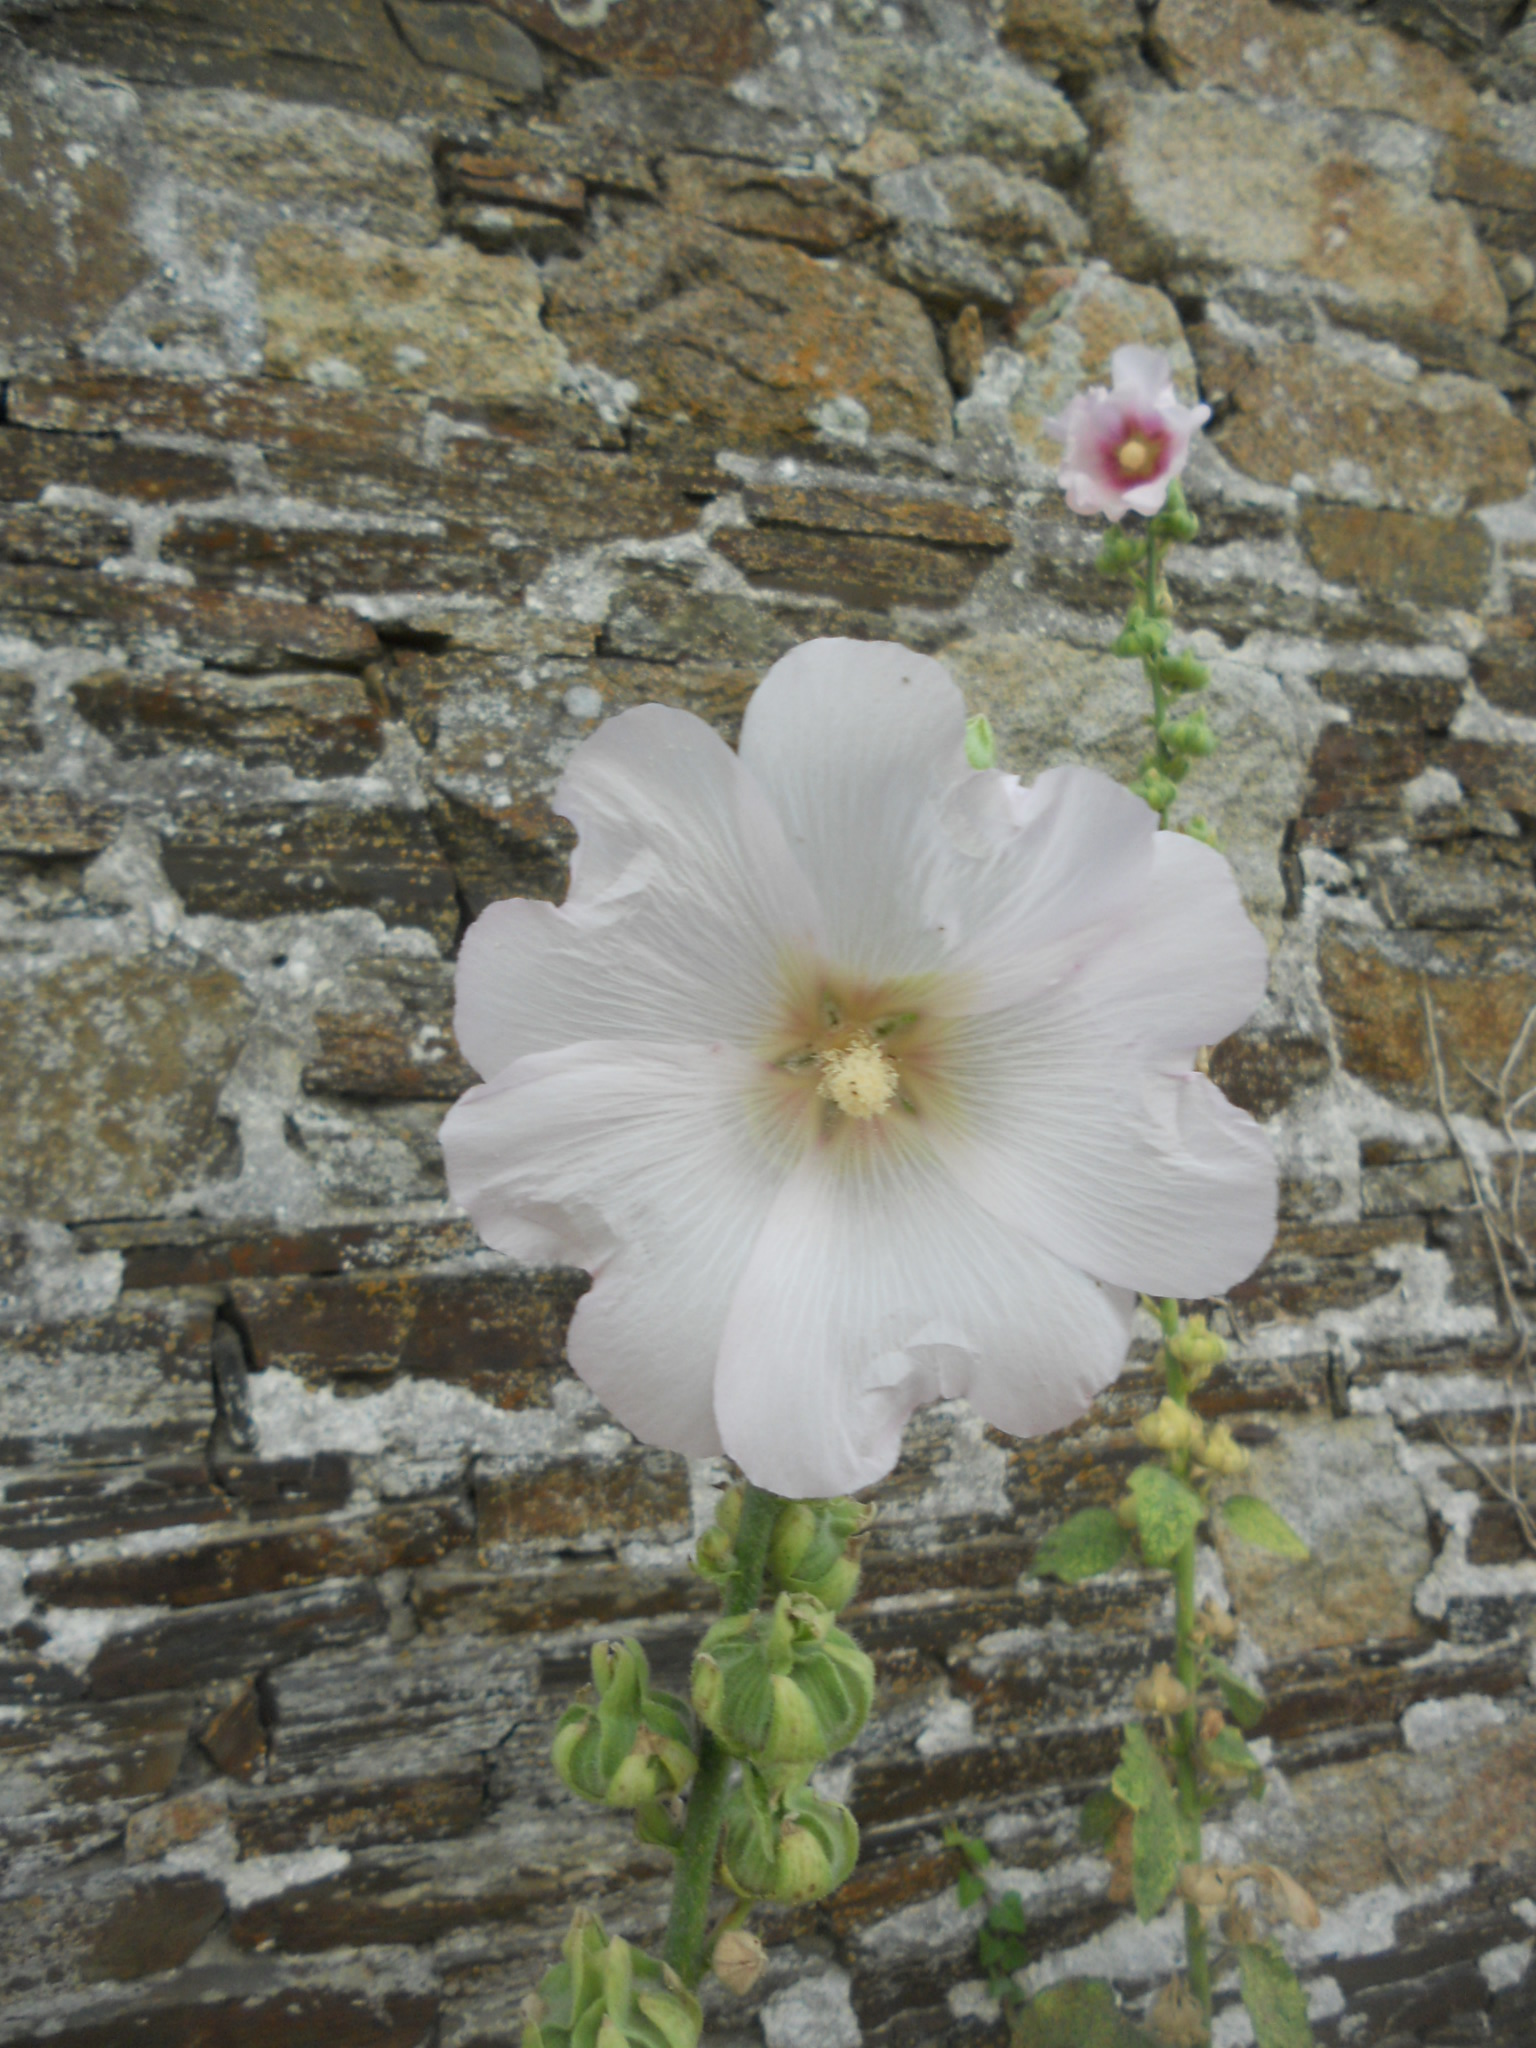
[
  {"left": 1166, "top": 1356, "right": 1212, "bottom": 2037},
  {"left": 661, "top": 1482, "right": 781, "bottom": 1985}
]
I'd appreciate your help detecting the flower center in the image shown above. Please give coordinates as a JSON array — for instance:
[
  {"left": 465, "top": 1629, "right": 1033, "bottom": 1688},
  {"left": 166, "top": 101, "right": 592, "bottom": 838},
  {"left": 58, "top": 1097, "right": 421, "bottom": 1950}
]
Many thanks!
[
  {"left": 1116, "top": 432, "right": 1158, "bottom": 477},
  {"left": 817, "top": 1033, "right": 899, "bottom": 1120}
]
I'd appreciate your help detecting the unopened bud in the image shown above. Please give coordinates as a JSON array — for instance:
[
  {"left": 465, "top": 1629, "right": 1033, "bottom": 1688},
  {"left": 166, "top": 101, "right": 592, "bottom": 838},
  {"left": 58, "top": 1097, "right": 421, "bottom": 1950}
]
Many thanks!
[
  {"left": 720, "top": 1767, "right": 860, "bottom": 1905},
  {"left": 1161, "top": 711, "right": 1216, "bottom": 758},
  {"left": 1167, "top": 1315, "right": 1227, "bottom": 1384},
  {"left": 1178, "top": 1864, "right": 1230, "bottom": 1912},
  {"left": 1257, "top": 1863, "right": 1322, "bottom": 1931},
  {"left": 553, "top": 1639, "right": 698, "bottom": 1809},
  {"left": 692, "top": 1592, "right": 873, "bottom": 1775},
  {"left": 1131, "top": 766, "right": 1179, "bottom": 815},
  {"left": 1134, "top": 1662, "right": 1191, "bottom": 1717},
  {"left": 768, "top": 1497, "right": 874, "bottom": 1614},
  {"left": 1135, "top": 1396, "right": 1204, "bottom": 1456},
  {"left": 523, "top": 1913, "right": 702, "bottom": 2048},
  {"left": 712, "top": 1929, "right": 768, "bottom": 1996},
  {"left": 1195, "top": 1423, "right": 1250, "bottom": 1478},
  {"left": 1196, "top": 1598, "right": 1238, "bottom": 1645},
  {"left": 1199, "top": 1707, "right": 1225, "bottom": 1744}
]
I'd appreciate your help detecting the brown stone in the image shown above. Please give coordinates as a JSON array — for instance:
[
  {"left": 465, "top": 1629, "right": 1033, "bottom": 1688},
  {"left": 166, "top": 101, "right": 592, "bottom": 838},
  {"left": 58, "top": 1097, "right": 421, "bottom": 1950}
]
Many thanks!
[
  {"left": 997, "top": 0, "right": 1142, "bottom": 76},
  {"left": 548, "top": 218, "right": 952, "bottom": 451},
  {"left": 1193, "top": 327, "right": 1530, "bottom": 515},
  {"left": 231, "top": 1266, "right": 585, "bottom": 1404},
  {"left": 434, "top": 439, "right": 709, "bottom": 545},
  {"left": 230, "top": 1767, "right": 484, "bottom": 1855},
  {"left": 161, "top": 507, "right": 548, "bottom": 602},
  {"left": 0, "top": 565, "right": 382, "bottom": 671},
  {"left": 159, "top": 804, "right": 458, "bottom": 948},
  {"left": 0, "top": 1871, "right": 225, "bottom": 1994},
  {"left": 4, "top": 503, "right": 135, "bottom": 569},
  {"left": 1474, "top": 609, "right": 1536, "bottom": 717},
  {"left": 0, "top": 1966, "right": 438, "bottom": 2048},
  {"left": 498, "top": 0, "right": 767, "bottom": 82},
  {"left": 386, "top": 0, "right": 542, "bottom": 94},
  {"left": 0, "top": 789, "right": 118, "bottom": 860},
  {"left": 713, "top": 527, "right": 1002, "bottom": 612},
  {"left": 1208, "top": 1026, "right": 1332, "bottom": 1122},
  {"left": 1300, "top": 504, "right": 1493, "bottom": 611},
  {"left": 0, "top": 86, "right": 151, "bottom": 369},
  {"left": 256, "top": 227, "right": 567, "bottom": 403},
  {"left": 1230, "top": 1216, "right": 1420, "bottom": 1323},
  {"left": 0, "top": 1462, "right": 231, "bottom": 1551},
  {"left": 72, "top": 669, "right": 384, "bottom": 775},
  {"left": 303, "top": 957, "right": 475, "bottom": 1100},
  {"left": 1318, "top": 928, "right": 1536, "bottom": 1111},
  {"left": 87, "top": 1581, "right": 389, "bottom": 1699},
  {"left": 7, "top": 365, "right": 426, "bottom": 456},
  {"left": 474, "top": 1449, "right": 690, "bottom": 1549},
  {"left": 1152, "top": 0, "right": 1477, "bottom": 132},
  {"left": 0, "top": 954, "right": 251, "bottom": 1224},
  {"left": 123, "top": 1789, "right": 229, "bottom": 1864},
  {"left": 0, "top": 672, "right": 40, "bottom": 755},
  {"left": 662, "top": 155, "right": 884, "bottom": 255},
  {"left": 199, "top": 1684, "right": 268, "bottom": 1779},
  {"left": 1090, "top": 86, "right": 1507, "bottom": 337}
]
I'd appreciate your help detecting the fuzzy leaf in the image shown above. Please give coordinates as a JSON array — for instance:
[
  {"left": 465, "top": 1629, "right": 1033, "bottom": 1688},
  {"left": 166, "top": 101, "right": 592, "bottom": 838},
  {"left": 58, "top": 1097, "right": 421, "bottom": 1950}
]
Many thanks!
[
  {"left": 1012, "top": 1979, "right": 1160, "bottom": 2048},
  {"left": 1033, "top": 1508, "right": 1130, "bottom": 1584},
  {"left": 1222, "top": 1496, "right": 1310, "bottom": 1561},
  {"left": 1111, "top": 1724, "right": 1184, "bottom": 1921},
  {"left": 1238, "top": 1941, "right": 1316, "bottom": 2048},
  {"left": 1204, "top": 1724, "right": 1266, "bottom": 1797},
  {"left": 1079, "top": 1786, "right": 1125, "bottom": 1848},
  {"left": 1128, "top": 1465, "right": 1206, "bottom": 1567},
  {"left": 1203, "top": 1654, "right": 1266, "bottom": 1730}
]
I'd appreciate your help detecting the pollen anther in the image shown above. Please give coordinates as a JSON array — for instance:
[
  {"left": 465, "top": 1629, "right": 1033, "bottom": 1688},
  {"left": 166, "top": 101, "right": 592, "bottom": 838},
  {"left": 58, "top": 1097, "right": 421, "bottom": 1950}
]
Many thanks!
[
  {"left": 817, "top": 1033, "right": 899, "bottom": 1120},
  {"left": 1117, "top": 433, "right": 1157, "bottom": 476}
]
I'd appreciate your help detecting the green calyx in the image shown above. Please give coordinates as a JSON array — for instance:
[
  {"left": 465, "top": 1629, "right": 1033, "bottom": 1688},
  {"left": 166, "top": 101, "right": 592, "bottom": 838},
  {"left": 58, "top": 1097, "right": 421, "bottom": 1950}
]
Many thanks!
[
  {"left": 553, "top": 1638, "right": 698, "bottom": 1810},
  {"left": 767, "top": 1497, "right": 874, "bottom": 1613},
  {"left": 692, "top": 1591, "right": 874, "bottom": 1779},
  {"left": 522, "top": 1910, "right": 703, "bottom": 2048},
  {"left": 719, "top": 1764, "right": 860, "bottom": 1905}
]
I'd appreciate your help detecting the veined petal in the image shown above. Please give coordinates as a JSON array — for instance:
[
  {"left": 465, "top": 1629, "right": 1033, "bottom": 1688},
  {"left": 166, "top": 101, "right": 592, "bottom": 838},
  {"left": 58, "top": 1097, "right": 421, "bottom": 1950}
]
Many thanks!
[
  {"left": 454, "top": 705, "right": 824, "bottom": 1082},
  {"left": 738, "top": 639, "right": 970, "bottom": 981},
  {"left": 714, "top": 1137, "right": 1135, "bottom": 1498},
  {"left": 441, "top": 1041, "right": 795, "bottom": 1458}
]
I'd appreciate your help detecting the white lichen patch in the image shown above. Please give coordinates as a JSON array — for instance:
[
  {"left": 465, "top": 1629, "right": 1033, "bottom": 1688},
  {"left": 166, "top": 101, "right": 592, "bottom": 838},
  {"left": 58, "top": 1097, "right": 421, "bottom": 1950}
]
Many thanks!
[{"left": 1401, "top": 1693, "right": 1508, "bottom": 1753}]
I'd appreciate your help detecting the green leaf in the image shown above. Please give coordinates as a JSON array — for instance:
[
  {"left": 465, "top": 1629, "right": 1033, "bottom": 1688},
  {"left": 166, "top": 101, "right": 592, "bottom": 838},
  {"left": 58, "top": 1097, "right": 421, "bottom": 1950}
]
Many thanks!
[
  {"left": 956, "top": 1870, "right": 986, "bottom": 1909},
  {"left": 943, "top": 1823, "right": 991, "bottom": 1870},
  {"left": 1203, "top": 1654, "right": 1267, "bottom": 1731},
  {"left": 1032, "top": 1508, "right": 1130, "bottom": 1584},
  {"left": 1079, "top": 1786, "right": 1124, "bottom": 1848},
  {"left": 987, "top": 1890, "right": 1027, "bottom": 1937},
  {"left": 1012, "top": 1979, "right": 1161, "bottom": 2048},
  {"left": 1238, "top": 1941, "right": 1316, "bottom": 2048},
  {"left": 1128, "top": 1464, "right": 1206, "bottom": 1567},
  {"left": 1110, "top": 1724, "right": 1184, "bottom": 1921},
  {"left": 1222, "top": 1496, "right": 1310, "bottom": 1561},
  {"left": 1204, "top": 1723, "right": 1266, "bottom": 1797}
]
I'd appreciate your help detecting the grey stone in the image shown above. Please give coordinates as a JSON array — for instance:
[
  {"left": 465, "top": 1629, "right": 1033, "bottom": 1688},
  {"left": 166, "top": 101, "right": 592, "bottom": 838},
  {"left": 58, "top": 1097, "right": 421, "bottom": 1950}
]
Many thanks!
[{"left": 386, "top": 0, "right": 543, "bottom": 95}]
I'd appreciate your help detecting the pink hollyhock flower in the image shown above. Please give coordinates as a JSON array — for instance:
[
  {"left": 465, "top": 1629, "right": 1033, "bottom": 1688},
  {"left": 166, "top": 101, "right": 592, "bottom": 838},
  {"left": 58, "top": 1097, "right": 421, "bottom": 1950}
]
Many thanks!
[
  {"left": 440, "top": 641, "right": 1275, "bottom": 1498},
  {"left": 1046, "top": 344, "right": 1211, "bottom": 522}
]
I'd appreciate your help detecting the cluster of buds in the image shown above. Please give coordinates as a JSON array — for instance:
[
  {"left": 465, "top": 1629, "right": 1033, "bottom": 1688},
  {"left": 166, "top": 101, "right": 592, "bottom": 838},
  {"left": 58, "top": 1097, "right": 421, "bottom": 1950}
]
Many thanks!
[
  {"left": 522, "top": 1910, "right": 701, "bottom": 2048},
  {"left": 1134, "top": 1394, "right": 1249, "bottom": 1477},
  {"left": 1166, "top": 1313, "right": 1227, "bottom": 1389},
  {"left": 697, "top": 1487, "right": 873, "bottom": 1615},
  {"left": 553, "top": 1639, "right": 697, "bottom": 1812},
  {"left": 692, "top": 1591, "right": 874, "bottom": 1781},
  {"left": 719, "top": 1765, "right": 860, "bottom": 1905}
]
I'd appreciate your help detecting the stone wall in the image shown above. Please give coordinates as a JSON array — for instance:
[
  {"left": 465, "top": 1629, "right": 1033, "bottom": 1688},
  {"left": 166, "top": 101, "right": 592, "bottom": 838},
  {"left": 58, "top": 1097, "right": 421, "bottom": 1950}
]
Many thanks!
[{"left": 2, "top": 0, "right": 1535, "bottom": 2042}]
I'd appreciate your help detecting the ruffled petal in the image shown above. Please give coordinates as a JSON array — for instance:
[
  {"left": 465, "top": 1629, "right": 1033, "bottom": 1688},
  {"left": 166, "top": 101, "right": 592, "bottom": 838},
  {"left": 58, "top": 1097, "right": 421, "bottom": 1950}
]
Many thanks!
[
  {"left": 737, "top": 639, "right": 970, "bottom": 981},
  {"left": 714, "top": 1135, "right": 1135, "bottom": 1497},
  {"left": 454, "top": 705, "right": 825, "bottom": 1082},
  {"left": 440, "top": 1041, "right": 795, "bottom": 1458}
]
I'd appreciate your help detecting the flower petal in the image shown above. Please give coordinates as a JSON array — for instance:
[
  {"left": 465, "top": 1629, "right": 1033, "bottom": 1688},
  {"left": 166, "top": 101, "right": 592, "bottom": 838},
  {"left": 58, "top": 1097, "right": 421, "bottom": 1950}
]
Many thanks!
[
  {"left": 454, "top": 704, "right": 824, "bottom": 1081},
  {"left": 441, "top": 1040, "right": 794, "bottom": 1458},
  {"left": 737, "top": 639, "right": 970, "bottom": 980},
  {"left": 714, "top": 1136, "right": 1135, "bottom": 1497}
]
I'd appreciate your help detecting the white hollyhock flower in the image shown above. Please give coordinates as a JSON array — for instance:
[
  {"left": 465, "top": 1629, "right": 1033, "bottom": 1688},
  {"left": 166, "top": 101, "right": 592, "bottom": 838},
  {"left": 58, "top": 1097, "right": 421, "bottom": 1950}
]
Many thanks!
[
  {"left": 440, "top": 640, "right": 1275, "bottom": 1498},
  {"left": 1045, "top": 344, "right": 1210, "bottom": 523}
]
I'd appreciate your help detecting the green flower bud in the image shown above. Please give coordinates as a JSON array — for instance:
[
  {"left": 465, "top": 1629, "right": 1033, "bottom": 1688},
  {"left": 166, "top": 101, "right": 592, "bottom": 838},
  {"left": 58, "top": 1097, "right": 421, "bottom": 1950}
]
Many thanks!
[
  {"left": 719, "top": 1765, "right": 861, "bottom": 1905},
  {"left": 1168, "top": 1313, "right": 1227, "bottom": 1384},
  {"left": 692, "top": 1592, "right": 874, "bottom": 1778},
  {"left": 1150, "top": 480, "right": 1199, "bottom": 543},
  {"left": 1129, "top": 766, "right": 1178, "bottom": 814},
  {"left": 1181, "top": 814, "right": 1220, "bottom": 848},
  {"left": 553, "top": 1638, "right": 698, "bottom": 1809},
  {"left": 964, "top": 713, "right": 997, "bottom": 770},
  {"left": 1111, "top": 607, "right": 1170, "bottom": 660},
  {"left": 1156, "top": 651, "right": 1210, "bottom": 695},
  {"left": 1096, "top": 526, "right": 1147, "bottom": 576},
  {"left": 768, "top": 1497, "right": 874, "bottom": 1613},
  {"left": 1161, "top": 711, "right": 1216, "bottom": 758},
  {"left": 522, "top": 1911, "right": 703, "bottom": 2048}
]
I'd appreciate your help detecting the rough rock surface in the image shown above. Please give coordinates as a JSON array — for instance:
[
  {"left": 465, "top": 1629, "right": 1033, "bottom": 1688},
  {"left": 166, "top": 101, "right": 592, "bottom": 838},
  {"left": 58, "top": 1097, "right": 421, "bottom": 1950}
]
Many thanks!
[{"left": 2, "top": 2, "right": 1536, "bottom": 2045}]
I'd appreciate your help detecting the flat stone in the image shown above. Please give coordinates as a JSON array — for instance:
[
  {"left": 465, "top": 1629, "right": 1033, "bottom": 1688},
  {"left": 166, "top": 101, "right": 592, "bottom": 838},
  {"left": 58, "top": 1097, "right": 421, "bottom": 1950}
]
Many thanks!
[
  {"left": 0, "top": 953, "right": 252, "bottom": 1223},
  {"left": 230, "top": 1267, "right": 584, "bottom": 1405},
  {"left": 0, "top": 85, "right": 151, "bottom": 372},
  {"left": 72, "top": 670, "right": 384, "bottom": 776},
  {"left": 158, "top": 804, "right": 458, "bottom": 947},
  {"left": 474, "top": 1449, "right": 691, "bottom": 1549},
  {"left": 256, "top": 227, "right": 567, "bottom": 403},
  {"left": 1318, "top": 927, "right": 1536, "bottom": 1112},
  {"left": 1215, "top": 1415, "right": 1432, "bottom": 1657},
  {"left": 1194, "top": 326, "right": 1531, "bottom": 515},
  {"left": 562, "top": 76, "right": 814, "bottom": 172},
  {"left": 997, "top": 0, "right": 1142, "bottom": 78},
  {"left": 4, "top": 504, "right": 135, "bottom": 569},
  {"left": 86, "top": 1581, "right": 389, "bottom": 1699},
  {"left": 1152, "top": 0, "right": 1478, "bottom": 134},
  {"left": 0, "top": 674, "right": 41, "bottom": 757},
  {"left": 303, "top": 957, "right": 475, "bottom": 1100},
  {"left": 834, "top": 39, "right": 1087, "bottom": 182},
  {"left": 0, "top": 1870, "right": 225, "bottom": 1998},
  {"left": 143, "top": 88, "right": 440, "bottom": 244},
  {"left": 1300, "top": 504, "right": 1494, "bottom": 610},
  {"left": 1231, "top": 1215, "right": 1419, "bottom": 1324},
  {"left": 547, "top": 217, "right": 951, "bottom": 451},
  {"left": 871, "top": 155, "right": 1087, "bottom": 257},
  {"left": 958, "top": 263, "right": 1193, "bottom": 470},
  {"left": 0, "top": 790, "right": 118, "bottom": 861},
  {"left": 0, "top": 1462, "right": 231, "bottom": 1551},
  {"left": 1090, "top": 86, "right": 1507, "bottom": 337},
  {"left": 160, "top": 507, "right": 548, "bottom": 602},
  {"left": 1207, "top": 1026, "right": 1332, "bottom": 1122},
  {"left": 386, "top": 0, "right": 542, "bottom": 95},
  {"left": 662, "top": 155, "right": 883, "bottom": 255},
  {"left": 0, "top": 1298, "right": 215, "bottom": 1467},
  {"left": 498, "top": 0, "right": 766, "bottom": 83}
]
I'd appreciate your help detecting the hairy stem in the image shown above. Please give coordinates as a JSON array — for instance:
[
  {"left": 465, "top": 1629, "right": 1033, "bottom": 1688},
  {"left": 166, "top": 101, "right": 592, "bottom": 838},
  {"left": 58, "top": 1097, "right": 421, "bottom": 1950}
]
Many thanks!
[
  {"left": 1167, "top": 1353, "right": 1212, "bottom": 2035},
  {"left": 662, "top": 1482, "right": 781, "bottom": 1985}
]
